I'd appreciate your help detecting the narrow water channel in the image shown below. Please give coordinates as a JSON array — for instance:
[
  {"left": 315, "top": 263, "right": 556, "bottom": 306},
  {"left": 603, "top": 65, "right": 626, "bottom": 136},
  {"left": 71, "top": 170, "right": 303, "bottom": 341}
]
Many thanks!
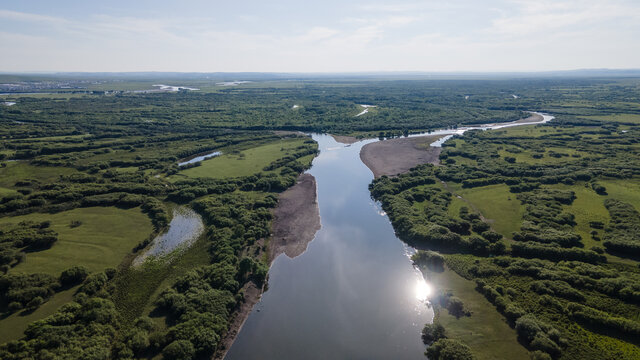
[{"left": 226, "top": 135, "right": 432, "bottom": 360}]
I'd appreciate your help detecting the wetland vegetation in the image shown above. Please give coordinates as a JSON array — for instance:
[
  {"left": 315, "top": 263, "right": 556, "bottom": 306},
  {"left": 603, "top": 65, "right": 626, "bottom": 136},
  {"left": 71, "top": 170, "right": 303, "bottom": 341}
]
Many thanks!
[
  {"left": 1, "top": 74, "right": 640, "bottom": 359},
  {"left": 370, "top": 78, "right": 640, "bottom": 359}
]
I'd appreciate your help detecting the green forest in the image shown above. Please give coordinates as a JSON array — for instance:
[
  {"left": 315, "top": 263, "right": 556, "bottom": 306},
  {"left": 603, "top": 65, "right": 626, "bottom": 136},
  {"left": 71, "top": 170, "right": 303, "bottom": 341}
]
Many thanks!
[
  {"left": 1, "top": 75, "right": 640, "bottom": 359},
  {"left": 370, "top": 79, "right": 640, "bottom": 359}
]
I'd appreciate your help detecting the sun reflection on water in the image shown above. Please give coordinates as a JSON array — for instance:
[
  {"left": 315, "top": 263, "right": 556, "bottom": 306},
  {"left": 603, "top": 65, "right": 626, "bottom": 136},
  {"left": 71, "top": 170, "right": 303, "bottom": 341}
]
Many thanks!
[{"left": 415, "top": 279, "right": 432, "bottom": 302}]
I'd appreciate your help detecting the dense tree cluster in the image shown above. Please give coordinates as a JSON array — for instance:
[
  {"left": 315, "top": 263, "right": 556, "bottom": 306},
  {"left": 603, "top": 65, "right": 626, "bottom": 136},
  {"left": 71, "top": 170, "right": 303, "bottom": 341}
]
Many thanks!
[
  {"left": 425, "top": 338, "right": 475, "bottom": 360},
  {"left": 371, "top": 112, "right": 640, "bottom": 359},
  {"left": 0, "top": 221, "right": 58, "bottom": 271},
  {"left": 0, "top": 268, "right": 120, "bottom": 359},
  {"left": 603, "top": 199, "right": 640, "bottom": 257}
]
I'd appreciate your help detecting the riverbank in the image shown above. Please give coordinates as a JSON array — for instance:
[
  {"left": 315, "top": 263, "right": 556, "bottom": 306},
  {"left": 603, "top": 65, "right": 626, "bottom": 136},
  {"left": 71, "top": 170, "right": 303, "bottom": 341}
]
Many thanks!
[
  {"left": 224, "top": 134, "right": 433, "bottom": 359},
  {"left": 269, "top": 173, "right": 321, "bottom": 261},
  {"left": 214, "top": 173, "right": 320, "bottom": 360},
  {"left": 214, "top": 281, "right": 262, "bottom": 360},
  {"left": 360, "top": 135, "right": 444, "bottom": 178},
  {"left": 462, "top": 112, "right": 543, "bottom": 128},
  {"left": 427, "top": 266, "right": 529, "bottom": 360},
  {"left": 330, "top": 134, "right": 359, "bottom": 144}
]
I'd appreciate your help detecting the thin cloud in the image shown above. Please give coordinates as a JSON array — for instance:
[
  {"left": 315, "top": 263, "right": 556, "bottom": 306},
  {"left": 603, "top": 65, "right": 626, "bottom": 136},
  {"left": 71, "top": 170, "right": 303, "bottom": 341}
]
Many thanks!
[
  {"left": 0, "top": 1, "right": 638, "bottom": 72},
  {"left": 488, "top": 0, "right": 640, "bottom": 37},
  {"left": 0, "top": 9, "right": 67, "bottom": 24}
]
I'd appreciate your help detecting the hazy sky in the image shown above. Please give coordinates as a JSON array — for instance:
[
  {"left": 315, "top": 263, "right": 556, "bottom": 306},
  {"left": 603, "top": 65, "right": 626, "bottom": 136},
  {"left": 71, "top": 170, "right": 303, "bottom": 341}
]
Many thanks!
[{"left": 1, "top": 0, "right": 639, "bottom": 72}]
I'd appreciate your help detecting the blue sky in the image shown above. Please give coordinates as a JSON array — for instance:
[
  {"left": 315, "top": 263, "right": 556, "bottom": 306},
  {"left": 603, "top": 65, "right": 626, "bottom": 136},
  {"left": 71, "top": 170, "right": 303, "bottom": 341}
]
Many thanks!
[{"left": 1, "top": 0, "right": 639, "bottom": 72}]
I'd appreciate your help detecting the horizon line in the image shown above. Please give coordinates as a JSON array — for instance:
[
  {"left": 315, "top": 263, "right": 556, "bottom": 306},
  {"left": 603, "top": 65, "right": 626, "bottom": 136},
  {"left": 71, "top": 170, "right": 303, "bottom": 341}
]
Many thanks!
[{"left": 2, "top": 68, "right": 640, "bottom": 75}]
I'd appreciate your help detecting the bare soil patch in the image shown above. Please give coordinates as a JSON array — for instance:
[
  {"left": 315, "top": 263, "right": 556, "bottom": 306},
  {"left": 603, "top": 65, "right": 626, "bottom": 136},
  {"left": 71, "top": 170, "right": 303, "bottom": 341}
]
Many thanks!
[
  {"left": 360, "top": 135, "right": 444, "bottom": 178},
  {"left": 512, "top": 112, "right": 544, "bottom": 124},
  {"left": 269, "top": 173, "right": 321, "bottom": 261},
  {"left": 330, "top": 134, "right": 359, "bottom": 144}
]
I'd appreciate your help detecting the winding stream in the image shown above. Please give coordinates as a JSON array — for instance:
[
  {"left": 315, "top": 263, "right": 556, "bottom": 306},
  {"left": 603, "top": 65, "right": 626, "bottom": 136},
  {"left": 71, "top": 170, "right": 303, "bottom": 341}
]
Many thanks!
[
  {"left": 423, "top": 112, "right": 554, "bottom": 147},
  {"left": 225, "top": 113, "right": 554, "bottom": 359}
]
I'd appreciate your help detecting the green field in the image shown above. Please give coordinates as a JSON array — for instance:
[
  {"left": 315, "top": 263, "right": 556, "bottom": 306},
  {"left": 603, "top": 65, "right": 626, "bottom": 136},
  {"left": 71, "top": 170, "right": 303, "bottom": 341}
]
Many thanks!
[
  {"left": 600, "top": 179, "right": 640, "bottom": 210},
  {"left": 0, "top": 162, "right": 77, "bottom": 189},
  {"left": 498, "top": 146, "right": 586, "bottom": 165},
  {"left": 580, "top": 114, "right": 640, "bottom": 124},
  {"left": 432, "top": 268, "right": 530, "bottom": 360},
  {"left": 553, "top": 179, "right": 640, "bottom": 264},
  {"left": 448, "top": 183, "right": 525, "bottom": 239},
  {"left": 1, "top": 206, "right": 153, "bottom": 275},
  {"left": 172, "top": 138, "right": 309, "bottom": 179},
  {"left": 0, "top": 187, "right": 18, "bottom": 196},
  {"left": 490, "top": 125, "right": 587, "bottom": 138},
  {"left": 552, "top": 184, "right": 609, "bottom": 250},
  {"left": 451, "top": 179, "right": 640, "bottom": 264}
]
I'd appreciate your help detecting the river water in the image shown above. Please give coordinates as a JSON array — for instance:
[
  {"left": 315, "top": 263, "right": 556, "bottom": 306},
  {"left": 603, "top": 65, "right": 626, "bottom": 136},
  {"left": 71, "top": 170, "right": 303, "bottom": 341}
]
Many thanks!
[
  {"left": 419, "top": 112, "right": 554, "bottom": 147},
  {"left": 225, "top": 113, "right": 554, "bottom": 359},
  {"left": 226, "top": 134, "right": 432, "bottom": 360}
]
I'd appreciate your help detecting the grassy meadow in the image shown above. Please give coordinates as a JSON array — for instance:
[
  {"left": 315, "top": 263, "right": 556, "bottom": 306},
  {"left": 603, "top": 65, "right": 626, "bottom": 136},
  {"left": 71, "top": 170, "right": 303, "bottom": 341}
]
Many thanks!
[
  {"left": 172, "top": 138, "right": 310, "bottom": 179},
  {"left": 448, "top": 183, "right": 525, "bottom": 240},
  {"left": 0, "top": 162, "right": 77, "bottom": 189},
  {"left": 1, "top": 206, "right": 153, "bottom": 275},
  {"left": 430, "top": 268, "right": 529, "bottom": 360}
]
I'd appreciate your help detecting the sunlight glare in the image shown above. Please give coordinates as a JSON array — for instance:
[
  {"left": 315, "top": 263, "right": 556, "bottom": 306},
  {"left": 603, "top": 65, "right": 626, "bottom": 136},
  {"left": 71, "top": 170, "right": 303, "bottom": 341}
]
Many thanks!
[{"left": 415, "top": 279, "right": 431, "bottom": 301}]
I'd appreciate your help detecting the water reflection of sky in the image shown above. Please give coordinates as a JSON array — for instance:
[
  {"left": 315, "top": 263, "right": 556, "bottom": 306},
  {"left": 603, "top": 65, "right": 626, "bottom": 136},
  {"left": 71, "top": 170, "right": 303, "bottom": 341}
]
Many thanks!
[
  {"left": 226, "top": 135, "right": 433, "bottom": 360},
  {"left": 177, "top": 150, "right": 221, "bottom": 166},
  {"left": 133, "top": 207, "right": 204, "bottom": 265},
  {"left": 228, "top": 114, "right": 557, "bottom": 359}
]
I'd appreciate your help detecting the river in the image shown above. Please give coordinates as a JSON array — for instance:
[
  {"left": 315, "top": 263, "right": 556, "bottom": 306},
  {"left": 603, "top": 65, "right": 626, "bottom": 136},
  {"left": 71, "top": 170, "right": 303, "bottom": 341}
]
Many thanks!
[
  {"left": 225, "top": 134, "right": 432, "bottom": 359},
  {"left": 225, "top": 113, "right": 554, "bottom": 359},
  {"left": 420, "top": 112, "right": 554, "bottom": 147}
]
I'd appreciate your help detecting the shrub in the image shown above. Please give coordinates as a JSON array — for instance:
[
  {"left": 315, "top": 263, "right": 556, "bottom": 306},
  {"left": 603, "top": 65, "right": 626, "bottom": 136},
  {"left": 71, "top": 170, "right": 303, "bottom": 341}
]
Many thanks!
[
  {"left": 412, "top": 250, "right": 445, "bottom": 272},
  {"left": 446, "top": 296, "right": 468, "bottom": 318},
  {"left": 530, "top": 351, "right": 552, "bottom": 360},
  {"left": 8, "top": 301, "right": 23, "bottom": 312},
  {"left": 78, "top": 272, "right": 108, "bottom": 295},
  {"left": 591, "top": 182, "right": 607, "bottom": 195},
  {"left": 515, "top": 315, "right": 563, "bottom": 357},
  {"left": 59, "top": 265, "right": 89, "bottom": 286},
  {"left": 530, "top": 280, "right": 585, "bottom": 302},
  {"left": 481, "top": 230, "right": 503, "bottom": 242},
  {"left": 69, "top": 220, "right": 83, "bottom": 228},
  {"left": 422, "top": 321, "right": 446, "bottom": 345},
  {"left": 504, "top": 303, "right": 526, "bottom": 322},
  {"left": 471, "top": 221, "right": 490, "bottom": 234},
  {"left": 25, "top": 296, "right": 44, "bottom": 310},
  {"left": 568, "top": 303, "right": 640, "bottom": 338},
  {"left": 530, "top": 334, "right": 561, "bottom": 357},
  {"left": 426, "top": 338, "right": 475, "bottom": 360},
  {"left": 162, "top": 340, "right": 195, "bottom": 360}
]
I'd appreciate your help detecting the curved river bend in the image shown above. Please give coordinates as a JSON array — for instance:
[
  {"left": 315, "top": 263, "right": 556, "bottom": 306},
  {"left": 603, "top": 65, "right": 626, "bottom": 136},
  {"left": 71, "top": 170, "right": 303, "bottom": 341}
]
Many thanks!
[{"left": 225, "top": 113, "right": 554, "bottom": 360}]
